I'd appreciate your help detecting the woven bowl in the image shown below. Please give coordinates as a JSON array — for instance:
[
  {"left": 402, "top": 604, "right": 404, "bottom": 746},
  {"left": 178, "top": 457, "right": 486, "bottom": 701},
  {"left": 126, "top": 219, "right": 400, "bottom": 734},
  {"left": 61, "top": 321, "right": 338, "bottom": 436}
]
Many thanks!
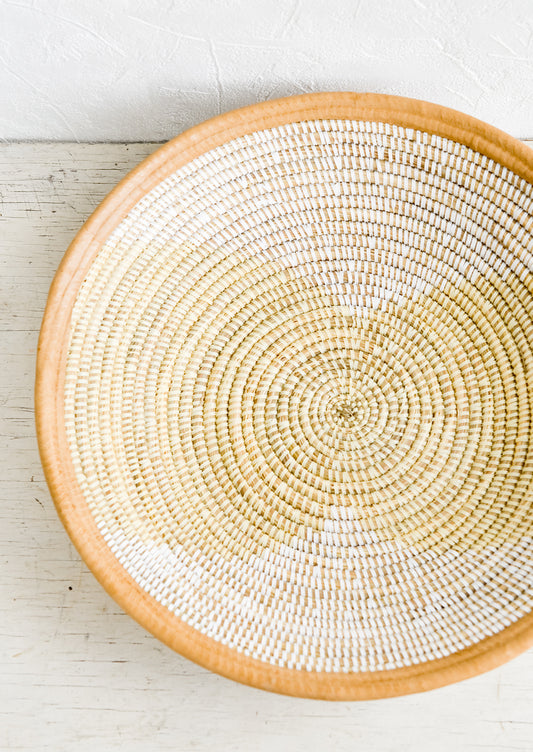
[{"left": 36, "top": 93, "right": 533, "bottom": 699}]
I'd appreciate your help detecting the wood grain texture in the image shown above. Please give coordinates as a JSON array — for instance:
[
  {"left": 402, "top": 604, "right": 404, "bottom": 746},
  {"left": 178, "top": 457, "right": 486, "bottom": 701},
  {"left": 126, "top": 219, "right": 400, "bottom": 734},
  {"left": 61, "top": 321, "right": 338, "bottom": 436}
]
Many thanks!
[{"left": 2, "top": 141, "right": 533, "bottom": 750}]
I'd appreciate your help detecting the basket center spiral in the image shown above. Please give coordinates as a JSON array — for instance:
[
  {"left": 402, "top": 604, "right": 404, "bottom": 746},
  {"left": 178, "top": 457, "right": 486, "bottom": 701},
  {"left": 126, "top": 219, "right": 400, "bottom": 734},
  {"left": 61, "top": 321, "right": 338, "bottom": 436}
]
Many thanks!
[
  {"left": 64, "top": 118, "right": 533, "bottom": 674},
  {"left": 331, "top": 398, "right": 367, "bottom": 431}
]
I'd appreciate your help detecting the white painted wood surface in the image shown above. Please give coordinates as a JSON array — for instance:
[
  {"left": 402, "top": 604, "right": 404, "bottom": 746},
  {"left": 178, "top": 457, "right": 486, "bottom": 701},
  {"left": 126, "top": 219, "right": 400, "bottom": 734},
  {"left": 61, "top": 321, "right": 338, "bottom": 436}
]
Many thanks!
[{"left": 1, "top": 142, "right": 533, "bottom": 752}]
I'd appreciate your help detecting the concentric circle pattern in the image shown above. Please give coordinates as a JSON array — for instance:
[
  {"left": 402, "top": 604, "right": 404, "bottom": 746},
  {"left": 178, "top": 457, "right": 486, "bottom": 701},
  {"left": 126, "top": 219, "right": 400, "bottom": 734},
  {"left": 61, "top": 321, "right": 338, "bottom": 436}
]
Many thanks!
[{"left": 64, "top": 119, "right": 533, "bottom": 674}]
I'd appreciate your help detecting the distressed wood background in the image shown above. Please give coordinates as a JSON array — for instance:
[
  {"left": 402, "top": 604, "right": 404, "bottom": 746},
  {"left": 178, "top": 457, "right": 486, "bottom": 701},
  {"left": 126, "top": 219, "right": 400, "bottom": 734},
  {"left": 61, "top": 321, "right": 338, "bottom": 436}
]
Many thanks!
[{"left": 2, "top": 142, "right": 533, "bottom": 751}]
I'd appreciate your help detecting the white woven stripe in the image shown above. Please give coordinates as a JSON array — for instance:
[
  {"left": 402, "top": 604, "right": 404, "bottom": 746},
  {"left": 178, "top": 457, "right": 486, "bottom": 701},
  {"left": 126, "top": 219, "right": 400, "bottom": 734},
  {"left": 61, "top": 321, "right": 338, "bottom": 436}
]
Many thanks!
[{"left": 64, "top": 119, "right": 533, "bottom": 672}]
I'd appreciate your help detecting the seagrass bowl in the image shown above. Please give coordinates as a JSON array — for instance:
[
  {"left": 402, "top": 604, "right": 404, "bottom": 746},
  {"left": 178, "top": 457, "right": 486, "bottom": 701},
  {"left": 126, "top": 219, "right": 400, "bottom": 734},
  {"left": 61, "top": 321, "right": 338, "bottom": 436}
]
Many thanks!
[{"left": 36, "top": 93, "right": 533, "bottom": 699}]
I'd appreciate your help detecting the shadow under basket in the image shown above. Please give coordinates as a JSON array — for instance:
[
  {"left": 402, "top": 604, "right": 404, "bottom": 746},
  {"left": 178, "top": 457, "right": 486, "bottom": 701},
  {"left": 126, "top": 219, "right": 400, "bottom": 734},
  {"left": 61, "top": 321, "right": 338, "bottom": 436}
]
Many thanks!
[{"left": 36, "top": 92, "right": 533, "bottom": 700}]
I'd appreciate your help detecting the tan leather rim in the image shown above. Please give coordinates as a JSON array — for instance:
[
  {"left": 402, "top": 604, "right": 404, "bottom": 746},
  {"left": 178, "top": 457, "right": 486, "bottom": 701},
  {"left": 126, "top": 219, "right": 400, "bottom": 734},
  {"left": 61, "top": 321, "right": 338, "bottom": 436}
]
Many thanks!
[{"left": 35, "top": 92, "right": 533, "bottom": 700}]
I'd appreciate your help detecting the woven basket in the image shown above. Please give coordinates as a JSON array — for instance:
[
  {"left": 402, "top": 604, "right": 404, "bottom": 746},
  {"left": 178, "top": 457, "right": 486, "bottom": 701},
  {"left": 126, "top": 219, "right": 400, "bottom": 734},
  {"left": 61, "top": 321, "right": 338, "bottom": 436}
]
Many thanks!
[{"left": 36, "top": 93, "right": 533, "bottom": 699}]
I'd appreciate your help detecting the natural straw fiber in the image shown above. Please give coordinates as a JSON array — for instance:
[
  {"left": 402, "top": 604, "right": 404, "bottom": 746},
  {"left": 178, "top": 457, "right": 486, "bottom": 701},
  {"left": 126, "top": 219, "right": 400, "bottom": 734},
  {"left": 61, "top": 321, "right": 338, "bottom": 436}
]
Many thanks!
[{"left": 36, "top": 93, "right": 533, "bottom": 699}]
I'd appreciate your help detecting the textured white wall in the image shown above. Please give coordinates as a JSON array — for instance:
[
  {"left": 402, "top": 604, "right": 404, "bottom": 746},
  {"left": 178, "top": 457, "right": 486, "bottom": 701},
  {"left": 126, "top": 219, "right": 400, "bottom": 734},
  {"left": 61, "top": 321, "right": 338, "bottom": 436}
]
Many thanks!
[{"left": 1, "top": 0, "right": 532, "bottom": 142}]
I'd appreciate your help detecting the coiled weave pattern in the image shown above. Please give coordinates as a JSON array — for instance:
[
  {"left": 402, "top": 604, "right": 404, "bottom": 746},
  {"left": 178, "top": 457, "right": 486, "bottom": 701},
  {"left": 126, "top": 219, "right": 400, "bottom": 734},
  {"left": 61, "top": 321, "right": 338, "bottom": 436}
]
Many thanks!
[{"left": 64, "top": 119, "right": 533, "bottom": 673}]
